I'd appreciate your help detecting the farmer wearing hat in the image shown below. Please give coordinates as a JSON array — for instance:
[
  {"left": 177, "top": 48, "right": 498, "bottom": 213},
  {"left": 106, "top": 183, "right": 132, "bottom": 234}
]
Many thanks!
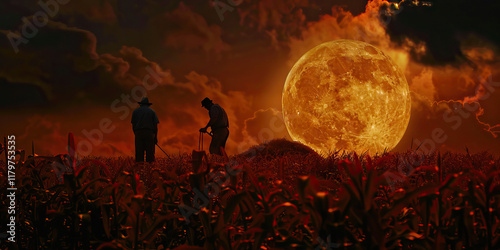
[
  {"left": 131, "top": 97, "right": 159, "bottom": 162},
  {"left": 199, "top": 97, "right": 229, "bottom": 156}
]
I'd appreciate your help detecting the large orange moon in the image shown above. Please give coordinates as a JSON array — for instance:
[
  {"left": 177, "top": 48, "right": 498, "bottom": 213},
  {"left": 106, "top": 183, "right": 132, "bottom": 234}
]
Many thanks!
[{"left": 282, "top": 39, "right": 411, "bottom": 156}]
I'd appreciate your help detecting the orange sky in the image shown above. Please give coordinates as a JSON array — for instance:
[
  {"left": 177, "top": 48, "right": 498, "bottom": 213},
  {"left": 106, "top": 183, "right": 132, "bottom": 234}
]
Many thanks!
[{"left": 1, "top": 0, "right": 499, "bottom": 157}]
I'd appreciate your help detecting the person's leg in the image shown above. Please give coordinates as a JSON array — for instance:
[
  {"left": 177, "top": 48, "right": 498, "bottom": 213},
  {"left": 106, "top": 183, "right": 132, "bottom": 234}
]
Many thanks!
[
  {"left": 209, "top": 132, "right": 222, "bottom": 156},
  {"left": 210, "top": 128, "right": 229, "bottom": 156},
  {"left": 135, "top": 131, "right": 145, "bottom": 162},
  {"left": 145, "top": 131, "right": 155, "bottom": 163}
]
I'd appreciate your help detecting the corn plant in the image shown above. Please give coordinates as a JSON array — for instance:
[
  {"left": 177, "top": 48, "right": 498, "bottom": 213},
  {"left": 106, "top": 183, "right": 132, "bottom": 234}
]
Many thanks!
[{"left": 1, "top": 136, "right": 499, "bottom": 249}]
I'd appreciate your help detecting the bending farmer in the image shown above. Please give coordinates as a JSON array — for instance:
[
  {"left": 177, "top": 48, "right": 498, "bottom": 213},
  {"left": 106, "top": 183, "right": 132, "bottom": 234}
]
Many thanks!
[{"left": 199, "top": 97, "right": 229, "bottom": 156}]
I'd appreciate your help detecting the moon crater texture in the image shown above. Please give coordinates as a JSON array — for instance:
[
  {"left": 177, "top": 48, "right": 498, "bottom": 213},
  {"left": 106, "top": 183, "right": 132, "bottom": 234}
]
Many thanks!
[{"left": 282, "top": 40, "right": 411, "bottom": 156}]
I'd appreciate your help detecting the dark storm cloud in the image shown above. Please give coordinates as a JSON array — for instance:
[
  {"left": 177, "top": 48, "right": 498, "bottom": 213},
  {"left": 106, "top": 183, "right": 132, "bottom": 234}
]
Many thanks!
[
  {"left": 0, "top": 20, "right": 127, "bottom": 107},
  {"left": 0, "top": 1, "right": 334, "bottom": 64},
  {"left": 154, "top": 3, "right": 229, "bottom": 54},
  {"left": 2, "top": 0, "right": 497, "bottom": 156},
  {"left": 382, "top": 0, "right": 500, "bottom": 65},
  {"left": 99, "top": 46, "right": 173, "bottom": 89},
  {"left": 0, "top": 78, "right": 47, "bottom": 107}
]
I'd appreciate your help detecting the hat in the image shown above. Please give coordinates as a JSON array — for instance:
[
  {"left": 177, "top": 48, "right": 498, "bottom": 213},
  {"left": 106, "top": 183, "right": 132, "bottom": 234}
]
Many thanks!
[
  {"left": 201, "top": 97, "right": 213, "bottom": 107},
  {"left": 138, "top": 97, "right": 152, "bottom": 105}
]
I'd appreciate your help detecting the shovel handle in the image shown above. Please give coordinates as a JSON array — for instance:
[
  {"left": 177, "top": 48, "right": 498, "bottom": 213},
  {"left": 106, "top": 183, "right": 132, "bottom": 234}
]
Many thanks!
[{"left": 199, "top": 130, "right": 214, "bottom": 151}]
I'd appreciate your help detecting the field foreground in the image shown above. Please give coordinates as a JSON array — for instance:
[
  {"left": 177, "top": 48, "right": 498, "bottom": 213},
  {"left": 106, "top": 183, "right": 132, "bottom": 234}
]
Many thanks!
[{"left": 1, "top": 138, "right": 500, "bottom": 249}]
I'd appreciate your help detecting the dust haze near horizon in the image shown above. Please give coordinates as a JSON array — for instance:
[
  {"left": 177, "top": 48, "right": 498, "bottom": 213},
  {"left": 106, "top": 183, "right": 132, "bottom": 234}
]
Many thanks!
[{"left": 1, "top": 0, "right": 499, "bottom": 157}]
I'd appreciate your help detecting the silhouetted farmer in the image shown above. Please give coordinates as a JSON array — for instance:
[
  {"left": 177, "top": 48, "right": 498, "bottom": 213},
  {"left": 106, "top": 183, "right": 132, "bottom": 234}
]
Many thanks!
[
  {"left": 199, "top": 97, "right": 229, "bottom": 156},
  {"left": 132, "top": 97, "right": 159, "bottom": 162}
]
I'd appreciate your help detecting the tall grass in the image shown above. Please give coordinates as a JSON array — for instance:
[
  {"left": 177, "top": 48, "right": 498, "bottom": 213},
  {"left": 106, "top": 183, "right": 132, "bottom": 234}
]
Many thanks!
[{"left": 0, "top": 135, "right": 499, "bottom": 249}]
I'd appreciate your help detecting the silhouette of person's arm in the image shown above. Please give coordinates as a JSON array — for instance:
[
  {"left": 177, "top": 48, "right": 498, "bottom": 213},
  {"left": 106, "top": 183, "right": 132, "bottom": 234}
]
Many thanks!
[{"left": 203, "top": 105, "right": 220, "bottom": 130}]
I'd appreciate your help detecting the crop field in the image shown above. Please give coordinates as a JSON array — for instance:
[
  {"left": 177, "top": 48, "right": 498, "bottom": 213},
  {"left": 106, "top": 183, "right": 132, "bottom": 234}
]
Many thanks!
[{"left": 1, "top": 135, "right": 499, "bottom": 249}]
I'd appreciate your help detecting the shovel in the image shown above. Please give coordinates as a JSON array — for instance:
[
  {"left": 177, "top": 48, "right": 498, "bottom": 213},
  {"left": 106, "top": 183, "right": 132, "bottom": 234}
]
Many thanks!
[{"left": 199, "top": 130, "right": 213, "bottom": 151}]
